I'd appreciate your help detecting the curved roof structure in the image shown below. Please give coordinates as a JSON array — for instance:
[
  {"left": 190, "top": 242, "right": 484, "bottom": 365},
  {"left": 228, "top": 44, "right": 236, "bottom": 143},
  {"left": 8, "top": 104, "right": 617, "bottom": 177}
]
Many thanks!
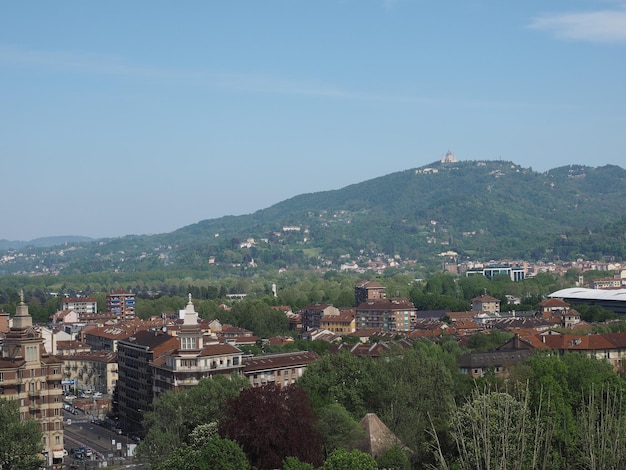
[
  {"left": 549, "top": 288, "right": 626, "bottom": 315},
  {"left": 549, "top": 288, "right": 626, "bottom": 302}
]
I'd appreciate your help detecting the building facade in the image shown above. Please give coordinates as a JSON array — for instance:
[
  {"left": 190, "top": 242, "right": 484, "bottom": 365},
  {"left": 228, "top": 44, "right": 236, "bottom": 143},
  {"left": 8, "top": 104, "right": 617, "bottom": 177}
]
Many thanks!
[
  {"left": 300, "top": 304, "right": 340, "bottom": 331},
  {"left": 243, "top": 351, "right": 319, "bottom": 388},
  {"left": 356, "top": 298, "right": 417, "bottom": 332},
  {"left": 0, "top": 295, "right": 65, "bottom": 466},
  {"left": 61, "top": 297, "right": 97, "bottom": 318},
  {"left": 354, "top": 281, "right": 387, "bottom": 306},
  {"left": 116, "top": 330, "right": 178, "bottom": 433},
  {"left": 152, "top": 296, "right": 244, "bottom": 396},
  {"left": 106, "top": 289, "right": 136, "bottom": 321},
  {"left": 61, "top": 350, "right": 118, "bottom": 395},
  {"left": 471, "top": 295, "right": 501, "bottom": 313}
]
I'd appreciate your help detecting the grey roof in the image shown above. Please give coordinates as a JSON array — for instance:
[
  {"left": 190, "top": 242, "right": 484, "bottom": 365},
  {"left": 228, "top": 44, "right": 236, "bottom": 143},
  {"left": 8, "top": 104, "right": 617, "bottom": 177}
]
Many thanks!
[{"left": 549, "top": 288, "right": 626, "bottom": 302}]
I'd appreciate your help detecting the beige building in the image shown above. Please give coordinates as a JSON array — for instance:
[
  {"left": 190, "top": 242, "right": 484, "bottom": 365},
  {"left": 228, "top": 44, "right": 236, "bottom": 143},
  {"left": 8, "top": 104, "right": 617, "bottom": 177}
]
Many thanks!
[
  {"left": 471, "top": 295, "right": 501, "bottom": 313},
  {"left": 61, "top": 350, "right": 118, "bottom": 395},
  {"left": 243, "top": 351, "right": 319, "bottom": 388},
  {"left": 0, "top": 294, "right": 65, "bottom": 466},
  {"left": 61, "top": 297, "right": 97, "bottom": 318},
  {"left": 152, "top": 297, "right": 244, "bottom": 396},
  {"left": 320, "top": 309, "right": 356, "bottom": 334}
]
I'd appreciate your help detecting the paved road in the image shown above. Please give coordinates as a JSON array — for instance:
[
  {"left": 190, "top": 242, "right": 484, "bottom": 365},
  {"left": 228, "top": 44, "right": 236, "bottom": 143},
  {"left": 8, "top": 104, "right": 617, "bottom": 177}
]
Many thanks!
[{"left": 63, "top": 409, "right": 135, "bottom": 466}]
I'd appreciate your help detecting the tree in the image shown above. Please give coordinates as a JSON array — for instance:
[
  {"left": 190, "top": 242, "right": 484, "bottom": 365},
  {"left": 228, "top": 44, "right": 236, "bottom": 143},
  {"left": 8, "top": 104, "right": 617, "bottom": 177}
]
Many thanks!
[
  {"left": 317, "top": 403, "right": 366, "bottom": 457},
  {"left": 153, "top": 438, "right": 249, "bottom": 470},
  {"left": 0, "top": 399, "right": 44, "bottom": 470},
  {"left": 137, "top": 375, "right": 249, "bottom": 465},
  {"left": 219, "top": 384, "right": 323, "bottom": 469},
  {"left": 298, "top": 352, "right": 377, "bottom": 418},
  {"left": 282, "top": 457, "right": 315, "bottom": 470},
  {"left": 375, "top": 445, "right": 411, "bottom": 470},
  {"left": 320, "top": 448, "right": 377, "bottom": 470}
]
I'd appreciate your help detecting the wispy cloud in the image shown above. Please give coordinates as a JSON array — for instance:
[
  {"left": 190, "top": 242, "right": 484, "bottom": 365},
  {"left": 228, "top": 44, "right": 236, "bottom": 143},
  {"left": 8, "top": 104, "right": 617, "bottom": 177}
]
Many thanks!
[{"left": 528, "top": 6, "right": 626, "bottom": 44}]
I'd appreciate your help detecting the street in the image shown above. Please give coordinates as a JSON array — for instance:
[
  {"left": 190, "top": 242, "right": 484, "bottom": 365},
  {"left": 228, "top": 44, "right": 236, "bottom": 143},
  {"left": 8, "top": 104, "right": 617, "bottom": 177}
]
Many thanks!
[{"left": 63, "top": 409, "right": 135, "bottom": 468}]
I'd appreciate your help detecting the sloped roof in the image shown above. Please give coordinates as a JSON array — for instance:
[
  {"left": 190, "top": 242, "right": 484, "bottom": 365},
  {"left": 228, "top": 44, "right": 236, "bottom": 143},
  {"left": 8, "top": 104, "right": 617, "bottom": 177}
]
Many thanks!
[{"left": 359, "top": 413, "right": 405, "bottom": 458}]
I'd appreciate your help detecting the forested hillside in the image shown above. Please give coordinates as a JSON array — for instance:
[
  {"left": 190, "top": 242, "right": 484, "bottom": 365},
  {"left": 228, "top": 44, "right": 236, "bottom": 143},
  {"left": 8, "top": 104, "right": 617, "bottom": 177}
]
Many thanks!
[{"left": 2, "top": 160, "right": 626, "bottom": 276}]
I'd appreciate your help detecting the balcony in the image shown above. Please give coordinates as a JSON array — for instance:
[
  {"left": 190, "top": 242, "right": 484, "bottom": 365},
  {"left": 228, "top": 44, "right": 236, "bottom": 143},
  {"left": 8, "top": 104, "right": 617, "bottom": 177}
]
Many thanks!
[{"left": 28, "top": 389, "right": 41, "bottom": 398}]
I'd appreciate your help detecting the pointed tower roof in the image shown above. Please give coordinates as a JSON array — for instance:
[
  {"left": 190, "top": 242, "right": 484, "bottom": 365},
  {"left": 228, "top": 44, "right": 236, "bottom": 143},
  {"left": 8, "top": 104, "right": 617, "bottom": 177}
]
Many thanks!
[{"left": 358, "top": 413, "right": 408, "bottom": 458}]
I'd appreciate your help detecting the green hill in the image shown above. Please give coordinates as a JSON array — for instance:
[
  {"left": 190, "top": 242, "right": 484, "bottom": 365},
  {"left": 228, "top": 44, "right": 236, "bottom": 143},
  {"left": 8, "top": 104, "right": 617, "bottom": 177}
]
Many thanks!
[{"left": 2, "top": 160, "right": 626, "bottom": 275}]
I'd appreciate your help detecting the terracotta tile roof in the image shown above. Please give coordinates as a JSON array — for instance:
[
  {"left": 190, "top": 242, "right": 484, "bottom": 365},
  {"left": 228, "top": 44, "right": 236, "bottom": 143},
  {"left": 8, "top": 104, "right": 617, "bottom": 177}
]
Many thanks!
[
  {"left": 62, "top": 350, "right": 117, "bottom": 362},
  {"left": 472, "top": 295, "right": 500, "bottom": 302},
  {"left": 539, "top": 298, "right": 570, "bottom": 308}
]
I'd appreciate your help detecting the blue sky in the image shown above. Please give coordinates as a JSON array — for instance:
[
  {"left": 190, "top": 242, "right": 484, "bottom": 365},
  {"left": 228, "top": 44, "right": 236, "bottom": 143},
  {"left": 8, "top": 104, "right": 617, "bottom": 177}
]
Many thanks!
[{"left": 2, "top": 1, "right": 625, "bottom": 240}]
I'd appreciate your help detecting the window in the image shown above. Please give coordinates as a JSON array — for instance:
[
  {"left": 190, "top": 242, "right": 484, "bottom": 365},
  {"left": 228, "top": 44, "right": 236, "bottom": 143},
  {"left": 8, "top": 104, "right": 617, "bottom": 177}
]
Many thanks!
[
  {"left": 0, "top": 372, "right": 3, "bottom": 382},
  {"left": 55, "top": 436, "right": 60, "bottom": 445},
  {"left": 54, "top": 408, "right": 60, "bottom": 416},
  {"left": 26, "top": 346, "right": 38, "bottom": 362}
]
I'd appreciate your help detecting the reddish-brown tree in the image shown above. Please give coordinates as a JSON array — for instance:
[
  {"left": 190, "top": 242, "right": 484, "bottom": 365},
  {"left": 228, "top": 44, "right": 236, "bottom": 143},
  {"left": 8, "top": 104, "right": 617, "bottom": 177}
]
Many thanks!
[{"left": 219, "top": 384, "right": 323, "bottom": 469}]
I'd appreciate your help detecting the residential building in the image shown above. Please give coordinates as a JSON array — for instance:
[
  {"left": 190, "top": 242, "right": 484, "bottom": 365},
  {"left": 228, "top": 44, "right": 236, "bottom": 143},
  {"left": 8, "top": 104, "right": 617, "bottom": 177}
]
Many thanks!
[
  {"left": 61, "top": 297, "right": 97, "bottom": 318},
  {"left": 540, "top": 332, "right": 626, "bottom": 373},
  {"left": 61, "top": 350, "right": 118, "bottom": 395},
  {"left": 106, "top": 289, "right": 135, "bottom": 321},
  {"left": 0, "top": 294, "right": 65, "bottom": 466},
  {"left": 243, "top": 351, "right": 318, "bottom": 388},
  {"left": 354, "top": 281, "right": 387, "bottom": 306},
  {"left": 458, "top": 335, "right": 535, "bottom": 378},
  {"left": 82, "top": 324, "right": 136, "bottom": 352},
  {"left": 300, "top": 304, "right": 340, "bottom": 331},
  {"left": 471, "top": 295, "right": 501, "bottom": 313},
  {"left": 589, "top": 278, "right": 623, "bottom": 289},
  {"left": 152, "top": 296, "right": 244, "bottom": 395},
  {"left": 356, "top": 298, "right": 417, "bottom": 332},
  {"left": 116, "top": 329, "right": 179, "bottom": 433},
  {"left": 320, "top": 309, "right": 356, "bottom": 334}
]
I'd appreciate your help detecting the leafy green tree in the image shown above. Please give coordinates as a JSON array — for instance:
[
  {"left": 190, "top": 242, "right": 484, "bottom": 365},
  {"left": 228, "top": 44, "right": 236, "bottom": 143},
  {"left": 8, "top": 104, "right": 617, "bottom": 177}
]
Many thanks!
[
  {"left": 320, "top": 448, "right": 377, "bottom": 470},
  {"left": 197, "top": 437, "right": 249, "bottom": 470},
  {"left": 282, "top": 457, "right": 315, "bottom": 470},
  {"left": 298, "top": 352, "right": 377, "bottom": 418},
  {"left": 375, "top": 445, "right": 410, "bottom": 470},
  {"left": 0, "top": 398, "right": 44, "bottom": 470},
  {"left": 137, "top": 375, "right": 248, "bottom": 465},
  {"left": 153, "top": 438, "right": 249, "bottom": 470},
  {"left": 373, "top": 345, "right": 455, "bottom": 467},
  {"left": 317, "top": 403, "right": 366, "bottom": 457}
]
